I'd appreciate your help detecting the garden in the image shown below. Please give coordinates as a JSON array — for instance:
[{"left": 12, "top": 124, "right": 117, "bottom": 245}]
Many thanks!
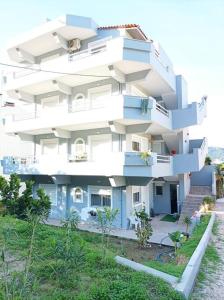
[{"left": 0, "top": 174, "right": 216, "bottom": 299}]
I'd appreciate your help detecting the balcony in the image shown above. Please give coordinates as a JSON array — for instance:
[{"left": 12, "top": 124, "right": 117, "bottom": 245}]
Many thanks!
[
  {"left": 5, "top": 37, "right": 176, "bottom": 98},
  {"left": 173, "top": 138, "right": 208, "bottom": 174},
  {"left": 1, "top": 152, "right": 173, "bottom": 178},
  {"left": 172, "top": 97, "right": 207, "bottom": 129},
  {"left": 4, "top": 95, "right": 173, "bottom": 135}
]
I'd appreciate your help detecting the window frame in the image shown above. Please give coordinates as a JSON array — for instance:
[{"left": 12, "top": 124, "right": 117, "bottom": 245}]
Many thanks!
[
  {"left": 132, "top": 186, "right": 142, "bottom": 207},
  {"left": 40, "top": 138, "right": 59, "bottom": 155},
  {"left": 41, "top": 95, "right": 60, "bottom": 109},
  {"left": 71, "top": 187, "right": 83, "bottom": 203},
  {"left": 88, "top": 186, "right": 112, "bottom": 208},
  {"left": 73, "top": 138, "right": 86, "bottom": 154},
  {"left": 155, "top": 185, "right": 163, "bottom": 196}
]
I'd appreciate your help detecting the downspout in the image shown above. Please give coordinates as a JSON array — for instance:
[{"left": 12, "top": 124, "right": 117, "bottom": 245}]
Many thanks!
[{"left": 120, "top": 187, "right": 123, "bottom": 228}]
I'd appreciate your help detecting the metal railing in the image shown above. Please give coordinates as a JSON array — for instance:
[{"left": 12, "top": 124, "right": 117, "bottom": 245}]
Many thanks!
[
  {"left": 8, "top": 156, "right": 38, "bottom": 165},
  {"left": 198, "top": 96, "right": 207, "bottom": 110},
  {"left": 156, "top": 103, "right": 169, "bottom": 117},
  {"left": 157, "top": 155, "right": 171, "bottom": 163},
  {"left": 69, "top": 37, "right": 111, "bottom": 61}
]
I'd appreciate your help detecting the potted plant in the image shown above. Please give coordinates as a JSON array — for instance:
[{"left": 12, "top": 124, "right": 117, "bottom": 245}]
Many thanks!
[
  {"left": 171, "top": 149, "right": 176, "bottom": 155},
  {"left": 182, "top": 216, "right": 191, "bottom": 238},
  {"left": 140, "top": 150, "right": 152, "bottom": 165}
]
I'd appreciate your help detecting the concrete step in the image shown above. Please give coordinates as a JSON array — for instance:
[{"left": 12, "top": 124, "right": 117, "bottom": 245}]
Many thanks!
[
  {"left": 190, "top": 185, "right": 212, "bottom": 195},
  {"left": 179, "top": 190, "right": 206, "bottom": 221}
]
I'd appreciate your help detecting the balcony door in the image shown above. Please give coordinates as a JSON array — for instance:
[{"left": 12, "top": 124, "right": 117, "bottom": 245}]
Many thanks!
[
  {"left": 88, "top": 84, "right": 112, "bottom": 109},
  {"left": 41, "top": 95, "right": 60, "bottom": 116},
  {"left": 152, "top": 141, "right": 163, "bottom": 155},
  {"left": 41, "top": 138, "right": 59, "bottom": 156},
  {"left": 89, "top": 134, "right": 112, "bottom": 161}
]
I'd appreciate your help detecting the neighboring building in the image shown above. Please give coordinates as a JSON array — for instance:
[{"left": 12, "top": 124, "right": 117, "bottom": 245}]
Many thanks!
[
  {"left": 0, "top": 82, "right": 33, "bottom": 175},
  {"left": 1, "top": 15, "right": 207, "bottom": 227}
]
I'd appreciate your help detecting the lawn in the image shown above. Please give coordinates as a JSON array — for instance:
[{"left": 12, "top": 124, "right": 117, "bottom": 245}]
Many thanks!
[
  {"left": 0, "top": 216, "right": 184, "bottom": 300},
  {"left": 145, "top": 215, "right": 211, "bottom": 277}
]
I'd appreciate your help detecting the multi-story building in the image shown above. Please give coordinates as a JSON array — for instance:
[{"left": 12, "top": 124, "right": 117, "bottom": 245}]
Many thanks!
[{"left": 1, "top": 15, "right": 207, "bottom": 227}]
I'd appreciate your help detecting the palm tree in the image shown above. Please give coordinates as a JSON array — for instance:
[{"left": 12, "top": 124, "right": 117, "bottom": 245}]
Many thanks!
[
  {"left": 216, "top": 163, "right": 224, "bottom": 198},
  {"left": 205, "top": 156, "right": 212, "bottom": 165}
]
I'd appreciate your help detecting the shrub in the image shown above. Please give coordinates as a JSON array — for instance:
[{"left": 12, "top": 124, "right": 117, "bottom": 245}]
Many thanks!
[
  {"left": 135, "top": 208, "right": 153, "bottom": 248},
  {"left": 168, "top": 231, "right": 185, "bottom": 255},
  {"left": 202, "top": 196, "right": 215, "bottom": 212},
  {"left": 96, "top": 207, "right": 119, "bottom": 251},
  {"left": 0, "top": 174, "right": 51, "bottom": 220}
]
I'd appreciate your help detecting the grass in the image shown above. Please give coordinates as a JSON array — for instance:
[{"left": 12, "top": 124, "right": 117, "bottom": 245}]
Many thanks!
[
  {"left": 145, "top": 215, "right": 211, "bottom": 277},
  {"left": 160, "top": 214, "right": 177, "bottom": 222},
  {"left": 193, "top": 219, "right": 220, "bottom": 286},
  {"left": 0, "top": 216, "right": 184, "bottom": 300}
]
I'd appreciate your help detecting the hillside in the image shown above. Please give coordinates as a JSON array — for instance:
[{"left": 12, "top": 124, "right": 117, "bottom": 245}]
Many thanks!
[{"left": 208, "top": 147, "right": 224, "bottom": 162}]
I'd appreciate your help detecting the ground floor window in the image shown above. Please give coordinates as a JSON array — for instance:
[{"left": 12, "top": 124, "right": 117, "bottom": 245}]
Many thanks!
[
  {"left": 155, "top": 185, "right": 163, "bottom": 196},
  {"left": 89, "top": 186, "right": 112, "bottom": 207},
  {"left": 71, "top": 187, "right": 83, "bottom": 203},
  {"left": 132, "top": 186, "right": 141, "bottom": 206},
  {"left": 91, "top": 194, "right": 111, "bottom": 207},
  {"left": 39, "top": 184, "right": 57, "bottom": 206}
]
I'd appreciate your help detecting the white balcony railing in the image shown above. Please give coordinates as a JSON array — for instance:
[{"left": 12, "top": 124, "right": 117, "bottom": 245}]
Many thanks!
[
  {"left": 7, "top": 36, "right": 172, "bottom": 82},
  {"left": 157, "top": 155, "right": 171, "bottom": 163},
  {"left": 9, "top": 95, "right": 172, "bottom": 124},
  {"left": 155, "top": 103, "right": 169, "bottom": 117}
]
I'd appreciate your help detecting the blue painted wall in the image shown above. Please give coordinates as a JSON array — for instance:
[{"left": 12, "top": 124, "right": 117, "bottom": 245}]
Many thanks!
[{"left": 191, "top": 165, "right": 214, "bottom": 186}]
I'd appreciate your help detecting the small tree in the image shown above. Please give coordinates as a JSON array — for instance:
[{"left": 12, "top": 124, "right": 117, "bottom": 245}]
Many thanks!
[
  {"left": 0, "top": 174, "right": 21, "bottom": 216},
  {"left": 182, "top": 216, "right": 191, "bottom": 233},
  {"left": 168, "top": 231, "right": 184, "bottom": 255},
  {"left": 96, "top": 207, "right": 119, "bottom": 251},
  {"left": 0, "top": 175, "right": 51, "bottom": 220},
  {"left": 135, "top": 208, "right": 153, "bottom": 248},
  {"left": 53, "top": 211, "right": 85, "bottom": 283},
  {"left": 205, "top": 156, "right": 212, "bottom": 165}
]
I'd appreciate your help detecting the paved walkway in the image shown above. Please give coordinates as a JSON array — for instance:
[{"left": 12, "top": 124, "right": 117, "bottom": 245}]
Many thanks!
[
  {"left": 46, "top": 215, "right": 185, "bottom": 246},
  {"left": 192, "top": 198, "right": 224, "bottom": 299}
]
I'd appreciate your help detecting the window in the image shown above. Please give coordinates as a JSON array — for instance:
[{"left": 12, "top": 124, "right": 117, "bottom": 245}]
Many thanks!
[
  {"left": 132, "top": 141, "right": 140, "bottom": 151},
  {"left": 41, "top": 95, "right": 60, "bottom": 109},
  {"left": 132, "top": 186, "right": 141, "bottom": 205},
  {"left": 72, "top": 187, "right": 83, "bottom": 203},
  {"left": 74, "top": 138, "right": 86, "bottom": 155},
  {"left": 39, "top": 184, "right": 57, "bottom": 206},
  {"left": 41, "top": 138, "right": 59, "bottom": 155},
  {"left": 133, "top": 192, "right": 140, "bottom": 204},
  {"left": 155, "top": 185, "right": 163, "bottom": 196},
  {"left": 72, "top": 93, "right": 86, "bottom": 111},
  {"left": 131, "top": 135, "right": 148, "bottom": 152},
  {"left": 91, "top": 194, "right": 111, "bottom": 207},
  {"left": 88, "top": 84, "right": 112, "bottom": 109}
]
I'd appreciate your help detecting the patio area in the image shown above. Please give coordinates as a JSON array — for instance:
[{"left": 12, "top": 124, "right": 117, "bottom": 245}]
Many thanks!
[{"left": 46, "top": 215, "right": 186, "bottom": 246}]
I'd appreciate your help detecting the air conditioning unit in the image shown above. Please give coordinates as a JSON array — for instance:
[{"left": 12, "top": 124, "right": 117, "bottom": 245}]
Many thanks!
[{"left": 68, "top": 38, "right": 81, "bottom": 52}]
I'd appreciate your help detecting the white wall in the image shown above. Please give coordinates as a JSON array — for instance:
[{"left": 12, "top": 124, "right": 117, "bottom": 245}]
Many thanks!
[{"left": 0, "top": 124, "right": 33, "bottom": 157}]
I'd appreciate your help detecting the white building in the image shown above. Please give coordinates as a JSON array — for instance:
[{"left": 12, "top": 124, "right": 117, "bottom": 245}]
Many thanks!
[{"left": 1, "top": 15, "right": 207, "bottom": 226}]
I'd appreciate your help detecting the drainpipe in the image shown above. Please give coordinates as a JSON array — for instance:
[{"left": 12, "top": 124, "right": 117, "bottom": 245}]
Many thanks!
[{"left": 120, "top": 187, "right": 123, "bottom": 228}]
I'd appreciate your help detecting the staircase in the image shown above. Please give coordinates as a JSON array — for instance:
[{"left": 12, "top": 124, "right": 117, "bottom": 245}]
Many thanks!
[{"left": 179, "top": 186, "right": 212, "bottom": 222}]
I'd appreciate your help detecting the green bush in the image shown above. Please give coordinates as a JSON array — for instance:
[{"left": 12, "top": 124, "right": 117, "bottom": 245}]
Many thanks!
[
  {"left": 135, "top": 208, "right": 153, "bottom": 248},
  {"left": 0, "top": 174, "right": 51, "bottom": 219},
  {"left": 202, "top": 196, "right": 215, "bottom": 212}
]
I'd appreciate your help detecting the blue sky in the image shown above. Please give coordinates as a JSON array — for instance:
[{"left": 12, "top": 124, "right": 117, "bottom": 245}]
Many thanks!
[{"left": 0, "top": 0, "right": 224, "bottom": 146}]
